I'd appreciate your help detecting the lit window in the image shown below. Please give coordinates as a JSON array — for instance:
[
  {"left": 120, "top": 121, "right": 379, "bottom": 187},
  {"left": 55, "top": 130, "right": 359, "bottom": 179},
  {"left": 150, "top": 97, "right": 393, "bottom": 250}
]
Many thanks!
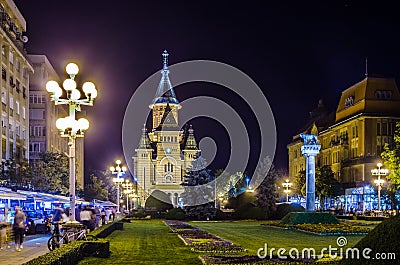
[{"left": 9, "top": 97, "right": 13, "bottom": 109}]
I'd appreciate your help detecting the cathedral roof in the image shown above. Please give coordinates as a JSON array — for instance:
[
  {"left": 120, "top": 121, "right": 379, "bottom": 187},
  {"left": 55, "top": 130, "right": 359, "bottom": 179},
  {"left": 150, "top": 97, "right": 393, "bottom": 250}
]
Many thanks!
[
  {"left": 154, "top": 102, "right": 180, "bottom": 131},
  {"left": 152, "top": 50, "right": 179, "bottom": 105}
]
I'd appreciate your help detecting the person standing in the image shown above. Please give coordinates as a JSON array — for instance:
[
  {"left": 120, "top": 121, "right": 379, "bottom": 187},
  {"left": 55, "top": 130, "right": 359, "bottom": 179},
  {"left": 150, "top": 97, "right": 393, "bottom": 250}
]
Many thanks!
[
  {"left": 80, "top": 206, "right": 92, "bottom": 232},
  {"left": 13, "top": 206, "right": 26, "bottom": 251}
]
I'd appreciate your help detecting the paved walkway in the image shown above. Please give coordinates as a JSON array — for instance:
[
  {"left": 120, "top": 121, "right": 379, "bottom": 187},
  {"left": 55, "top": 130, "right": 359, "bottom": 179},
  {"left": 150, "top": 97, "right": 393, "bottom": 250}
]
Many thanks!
[{"left": 0, "top": 234, "right": 50, "bottom": 265}]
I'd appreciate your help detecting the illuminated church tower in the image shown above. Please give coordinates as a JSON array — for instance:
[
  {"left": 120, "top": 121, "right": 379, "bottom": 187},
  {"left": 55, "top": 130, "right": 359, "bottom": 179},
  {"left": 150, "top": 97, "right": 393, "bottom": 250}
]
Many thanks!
[{"left": 133, "top": 51, "right": 199, "bottom": 207}]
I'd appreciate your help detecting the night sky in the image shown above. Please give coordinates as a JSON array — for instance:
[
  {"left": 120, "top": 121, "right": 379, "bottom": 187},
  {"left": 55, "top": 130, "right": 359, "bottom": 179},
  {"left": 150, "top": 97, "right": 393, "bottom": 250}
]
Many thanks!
[{"left": 14, "top": 1, "right": 400, "bottom": 180}]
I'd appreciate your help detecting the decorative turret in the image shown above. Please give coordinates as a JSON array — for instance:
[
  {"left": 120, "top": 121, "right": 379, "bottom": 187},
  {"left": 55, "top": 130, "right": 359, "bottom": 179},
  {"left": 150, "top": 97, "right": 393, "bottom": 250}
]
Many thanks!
[
  {"left": 184, "top": 125, "right": 198, "bottom": 150},
  {"left": 138, "top": 124, "right": 152, "bottom": 149}
]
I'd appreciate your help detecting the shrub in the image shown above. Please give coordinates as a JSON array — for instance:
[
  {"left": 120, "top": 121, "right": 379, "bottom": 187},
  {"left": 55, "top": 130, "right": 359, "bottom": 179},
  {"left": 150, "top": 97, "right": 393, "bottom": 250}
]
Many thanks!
[
  {"left": 145, "top": 190, "right": 173, "bottom": 212},
  {"left": 340, "top": 215, "right": 400, "bottom": 265},
  {"left": 271, "top": 203, "right": 305, "bottom": 220},
  {"left": 165, "top": 208, "right": 185, "bottom": 220},
  {"left": 214, "top": 209, "right": 229, "bottom": 220},
  {"left": 234, "top": 203, "right": 267, "bottom": 220},
  {"left": 280, "top": 212, "right": 339, "bottom": 225}
]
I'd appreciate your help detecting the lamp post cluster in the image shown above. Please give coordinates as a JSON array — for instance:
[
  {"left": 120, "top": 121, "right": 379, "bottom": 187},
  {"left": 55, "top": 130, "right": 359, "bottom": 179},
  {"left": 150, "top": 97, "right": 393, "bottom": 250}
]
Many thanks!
[
  {"left": 282, "top": 179, "right": 293, "bottom": 203},
  {"left": 371, "top": 163, "right": 388, "bottom": 211},
  {"left": 122, "top": 180, "right": 133, "bottom": 213},
  {"left": 46, "top": 63, "right": 97, "bottom": 222},
  {"left": 110, "top": 160, "right": 126, "bottom": 214}
]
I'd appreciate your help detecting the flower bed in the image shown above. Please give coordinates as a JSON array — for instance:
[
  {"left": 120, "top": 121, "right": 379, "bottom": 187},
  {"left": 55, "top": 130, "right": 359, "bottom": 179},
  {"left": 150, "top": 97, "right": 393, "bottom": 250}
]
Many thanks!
[
  {"left": 165, "top": 221, "right": 245, "bottom": 253},
  {"left": 200, "top": 254, "right": 322, "bottom": 264},
  {"left": 263, "top": 221, "right": 371, "bottom": 235}
]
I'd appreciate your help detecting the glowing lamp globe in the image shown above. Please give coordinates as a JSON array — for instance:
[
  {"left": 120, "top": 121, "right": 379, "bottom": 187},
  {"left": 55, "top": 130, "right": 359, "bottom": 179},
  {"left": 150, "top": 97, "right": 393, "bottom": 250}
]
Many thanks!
[
  {"left": 122, "top": 166, "right": 127, "bottom": 172},
  {"left": 46, "top": 80, "right": 59, "bottom": 93},
  {"left": 53, "top": 86, "right": 63, "bottom": 99},
  {"left": 56, "top": 118, "right": 68, "bottom": 131},
  {"left": 63, "top": 79, "right": 77, "bottom": 91},
  {"left": 82, "top": 82, "right": 97, "bottom": 99},
  {"left": 110, "top": 166, "right": 115, "bottom": 172},
  {"left": 77, "top": 118, "right": 89, "bottom": 131},
  {"left": 66, "top": 63, "right": 79, "bottom": 76},
  {"left": 116, "top": 160, "right": 121, "bottom": 165},
  {"left": 70, "top": 89, "right": 81, "bottom": 100}
]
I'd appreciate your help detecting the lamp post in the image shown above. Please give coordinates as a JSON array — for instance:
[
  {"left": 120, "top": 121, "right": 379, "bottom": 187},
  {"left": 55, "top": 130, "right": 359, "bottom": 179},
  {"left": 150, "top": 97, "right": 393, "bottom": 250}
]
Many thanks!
[
  {"left": 110, "top": 160, "right": 126, "bottom": 214},
  {"left": 46, "top": 63, "right": 97, "bottom": 222},
  {"left": 122, "top": 180, "right": 133, "bottom": 213},
  {"left": 282, "top": 179, "right": 293, "bottom": 203},
  {"left": 371, "top": 163, "right": 388, "bottom": 211}
]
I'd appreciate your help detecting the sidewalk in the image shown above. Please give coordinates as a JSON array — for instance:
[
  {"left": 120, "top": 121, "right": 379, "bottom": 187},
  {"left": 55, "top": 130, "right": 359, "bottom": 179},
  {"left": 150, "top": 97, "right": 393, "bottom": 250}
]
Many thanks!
[{"left": 0, "top": 234, "right": 50, "bottom": 265}]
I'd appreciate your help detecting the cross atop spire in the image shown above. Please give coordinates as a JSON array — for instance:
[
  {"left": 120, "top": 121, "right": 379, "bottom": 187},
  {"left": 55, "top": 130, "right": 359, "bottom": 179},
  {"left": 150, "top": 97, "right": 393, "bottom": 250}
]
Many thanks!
[{"left": 163, "top": 50, "right": 169, "bottom": 70}]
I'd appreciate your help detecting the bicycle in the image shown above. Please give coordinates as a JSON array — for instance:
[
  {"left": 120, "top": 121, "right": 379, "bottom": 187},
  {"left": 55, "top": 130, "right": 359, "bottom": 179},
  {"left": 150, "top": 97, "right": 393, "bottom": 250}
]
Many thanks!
[{"left": 47, "top": 223, "right": 98, "bottom": 251}]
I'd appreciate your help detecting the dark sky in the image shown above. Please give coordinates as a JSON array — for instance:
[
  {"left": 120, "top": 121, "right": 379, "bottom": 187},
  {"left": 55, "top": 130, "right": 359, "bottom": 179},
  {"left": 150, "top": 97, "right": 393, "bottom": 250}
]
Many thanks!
[{"left": 14, "top": 1, "right": 400, "bottom": 179}]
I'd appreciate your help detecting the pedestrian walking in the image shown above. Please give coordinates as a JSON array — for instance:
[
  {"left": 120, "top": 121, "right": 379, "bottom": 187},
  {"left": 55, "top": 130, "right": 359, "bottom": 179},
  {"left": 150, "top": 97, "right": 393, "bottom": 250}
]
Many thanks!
[
  {"left": 13, "top": 206, "right": 26, "bottom": 251},
  {"left": 101, "top": 209, "right": 106, "bottom": 226}
]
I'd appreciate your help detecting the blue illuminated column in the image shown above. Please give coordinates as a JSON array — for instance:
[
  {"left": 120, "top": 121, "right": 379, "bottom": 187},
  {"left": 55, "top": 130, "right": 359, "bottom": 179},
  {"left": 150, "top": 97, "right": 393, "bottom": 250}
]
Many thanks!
[{"left": 300, "top": 134, "right": 321, "bottom": 212}]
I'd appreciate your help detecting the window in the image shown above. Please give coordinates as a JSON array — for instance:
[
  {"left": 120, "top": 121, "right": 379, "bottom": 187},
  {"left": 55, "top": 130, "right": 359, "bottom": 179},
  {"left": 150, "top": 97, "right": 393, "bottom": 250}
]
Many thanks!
[
  {"left": 9, "top": 51, "right": 13, "bottom": 65},
  {"left": 377, "top": 122, "right": 381, "bottom": 136},
  {"left": 1, "top": 116, "right": 5, "bottom": 127},
  {"left": 1, "top": 68, "right": 6, "bottom": 81},
  {"left": 16, "top": 101, "right": 19, "bottom": 114},
  {"left": 15, "top": 59, "right": 20, "bottom": 72},
  {"left": 9, "top": 97, "right": 13, "bottom": 109},
  {"left": 1, "top": 91, "right": 6, "bottom": 104},
  {"left": 22, "top": 106, "right": 26, "bottom": 119},
  {"left": 29, "top": 94, "right": 46, "bottom": 104},
  {"left": 29, "top": 109, "right": 45, "bottom": 120},
  {"left": 29, "top": 126, "right": 45, "bottom": 137}
]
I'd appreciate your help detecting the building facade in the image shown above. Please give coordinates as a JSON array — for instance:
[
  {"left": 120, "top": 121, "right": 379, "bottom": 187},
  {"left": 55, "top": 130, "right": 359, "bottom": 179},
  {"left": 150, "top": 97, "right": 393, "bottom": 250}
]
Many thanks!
[
  {"left": 27, "top": 55, "right": 85, "bottom": 188},
  {"left": 0, "top": 0, "right": 32, "bottom": 164},
  {"left": 288, "top": 76, "right": 400, "bottom": 211},
  {"left": 133, "top": 51, "right": 199, "bottom": 207}
]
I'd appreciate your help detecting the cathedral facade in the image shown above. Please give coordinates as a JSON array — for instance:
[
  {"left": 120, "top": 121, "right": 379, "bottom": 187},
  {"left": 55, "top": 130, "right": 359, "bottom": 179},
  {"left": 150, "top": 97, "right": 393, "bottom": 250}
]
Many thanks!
[{"left": 133, "top": 51, "right": 199, "bottom": 207}]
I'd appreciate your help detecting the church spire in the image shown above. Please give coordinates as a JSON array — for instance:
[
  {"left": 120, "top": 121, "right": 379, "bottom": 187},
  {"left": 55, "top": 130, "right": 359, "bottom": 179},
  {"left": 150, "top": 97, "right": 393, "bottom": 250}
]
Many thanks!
[
  {"left": 163, "top": 50, "right": 169, "bottom": 70},
  {"left": 151, "top": 50, "right": 179, "bottom": 105},
  {"left": 138, "top": 124, "right": 152, "bottom": 149},
  {"left": 184, "top": 125, "right": 198, "bottom": 150}
]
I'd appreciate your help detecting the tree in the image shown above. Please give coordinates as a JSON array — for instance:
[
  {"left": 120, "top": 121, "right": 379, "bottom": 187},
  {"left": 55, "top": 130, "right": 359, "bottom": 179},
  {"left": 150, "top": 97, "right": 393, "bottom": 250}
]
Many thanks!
[
  {"left": 315, "top": 165, "right": 342, "bottom": 210},
  {"left": 295, "top": 165, "right": 342, "bottom": 210},
  {"left": 0, "top": 159, "right": 34, "bottom": 189},
  {"left": 381, "top": 122, "right": 400, "bottom": 210},
  {"left": 255, "top": 156, "right": 278, "bottom": 218},
  {"left": 33, "top": 152, "right": 69, "bottom": 194},
  {"left": 181, "top": 155, "right": 216, "bottom": 220},
  {"left": 84, "top": 173, "right": 109, "bottom": 201}
]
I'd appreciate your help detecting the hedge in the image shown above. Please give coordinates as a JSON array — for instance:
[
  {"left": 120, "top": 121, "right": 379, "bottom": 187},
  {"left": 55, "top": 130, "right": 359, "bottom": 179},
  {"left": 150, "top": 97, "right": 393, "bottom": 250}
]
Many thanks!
[
  {"left": 281, "top": 212, "right": 339, "bottom": 225},
  {"left": 23, "top": 240, "right": 109, "bottom": 265},
  {"left": 271, "top": 203, "right": 305, "bottom": 220},
  {"left": 165, "top": 208, "right": 185, "bottom": 220},
  {"left": 23, "top": 219, "right": 124, "bottom": 265}
]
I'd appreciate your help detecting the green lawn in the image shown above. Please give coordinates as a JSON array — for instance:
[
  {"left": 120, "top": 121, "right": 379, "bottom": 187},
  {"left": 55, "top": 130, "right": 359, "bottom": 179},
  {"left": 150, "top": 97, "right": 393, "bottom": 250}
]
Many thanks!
[
  {"left": 78, "top": 220, "right": 368, "bottom": 264},
  {"left": 190, "top": 221, "right": 366, "bottom": 255},
  {"left": 78, "top": 220, "right": 201, "bottom": 265}
]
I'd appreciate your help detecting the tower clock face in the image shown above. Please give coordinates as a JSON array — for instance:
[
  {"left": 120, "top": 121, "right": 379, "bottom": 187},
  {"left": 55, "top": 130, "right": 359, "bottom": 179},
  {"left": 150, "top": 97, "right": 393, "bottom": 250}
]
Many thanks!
[{"left": 166, "top": 148, "right": 171, "bottom": 154}]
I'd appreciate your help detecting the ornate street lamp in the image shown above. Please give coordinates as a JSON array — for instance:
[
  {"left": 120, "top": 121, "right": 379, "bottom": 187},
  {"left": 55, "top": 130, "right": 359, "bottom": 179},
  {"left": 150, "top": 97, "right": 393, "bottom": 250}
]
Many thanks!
[
  {"left": 282, "top": 179, "right": 293, "bottom": 203},
  {"left": 122, "top": 179, "right": 133, "bottom": 213},
  {"left": 46, "top": 63, "right": 97, "bottom": 222},
  {"left": 110, "top": 159, "right": 126, "bottom": 213},
  {"left": 371, "top": 163, "right": 388, "bottom": 211}
]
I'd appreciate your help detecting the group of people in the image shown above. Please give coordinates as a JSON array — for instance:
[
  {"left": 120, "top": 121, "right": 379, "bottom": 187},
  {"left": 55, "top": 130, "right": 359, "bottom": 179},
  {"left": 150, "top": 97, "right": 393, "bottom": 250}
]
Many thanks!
[
  {"left": 0, "top": 204, "right": 118, "bottom": 252},
  {"left": 51, "top": 204, "right": 117, "bottom": 233}
]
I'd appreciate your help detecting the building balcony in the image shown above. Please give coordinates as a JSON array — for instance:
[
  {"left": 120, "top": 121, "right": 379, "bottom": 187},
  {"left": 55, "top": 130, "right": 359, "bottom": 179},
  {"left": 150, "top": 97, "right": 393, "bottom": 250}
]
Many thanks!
[{"left": 341, "top": 156, "right": 378, "bottom": 167}]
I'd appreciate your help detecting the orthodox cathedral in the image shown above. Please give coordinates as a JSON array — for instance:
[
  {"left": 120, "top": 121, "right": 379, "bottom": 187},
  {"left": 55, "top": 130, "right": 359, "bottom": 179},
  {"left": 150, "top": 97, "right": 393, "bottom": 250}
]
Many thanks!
[{"left": 133, "top": 51, "right": 200, "bottom": 207}]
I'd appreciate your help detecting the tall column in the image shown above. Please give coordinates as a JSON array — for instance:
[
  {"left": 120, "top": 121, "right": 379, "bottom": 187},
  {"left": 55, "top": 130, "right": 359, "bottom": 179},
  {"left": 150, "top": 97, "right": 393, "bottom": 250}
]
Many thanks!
[{"left": 300, "top": 134, "right": 321, "bottom": 212}]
